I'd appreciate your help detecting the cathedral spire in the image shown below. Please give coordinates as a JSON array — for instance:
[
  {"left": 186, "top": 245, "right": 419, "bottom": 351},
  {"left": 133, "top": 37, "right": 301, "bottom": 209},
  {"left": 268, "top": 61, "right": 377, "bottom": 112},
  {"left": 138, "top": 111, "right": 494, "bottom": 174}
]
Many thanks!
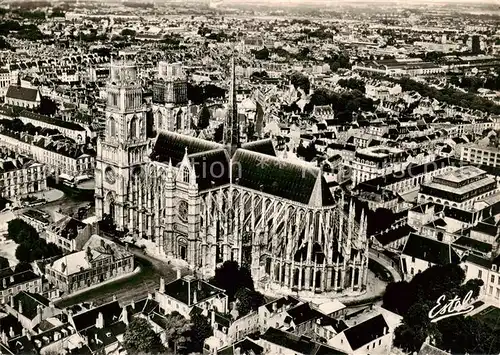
[{"left": 224, "top": 55, "right": 239, "bottom": 156}]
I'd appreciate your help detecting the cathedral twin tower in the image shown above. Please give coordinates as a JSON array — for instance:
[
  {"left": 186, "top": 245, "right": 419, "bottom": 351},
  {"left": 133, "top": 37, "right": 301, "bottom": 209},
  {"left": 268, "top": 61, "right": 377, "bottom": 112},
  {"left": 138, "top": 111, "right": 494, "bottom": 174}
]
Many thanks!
[{"left": 95, "top": 53, "right": 369, "bottom": 296}]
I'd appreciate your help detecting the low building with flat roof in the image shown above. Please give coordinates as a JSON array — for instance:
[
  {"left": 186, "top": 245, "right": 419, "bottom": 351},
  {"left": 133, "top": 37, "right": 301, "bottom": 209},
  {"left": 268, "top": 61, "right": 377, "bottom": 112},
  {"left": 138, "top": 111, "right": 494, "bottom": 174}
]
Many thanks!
[{"left": 418, "top": 166, "right": 498, "bottom": 211}]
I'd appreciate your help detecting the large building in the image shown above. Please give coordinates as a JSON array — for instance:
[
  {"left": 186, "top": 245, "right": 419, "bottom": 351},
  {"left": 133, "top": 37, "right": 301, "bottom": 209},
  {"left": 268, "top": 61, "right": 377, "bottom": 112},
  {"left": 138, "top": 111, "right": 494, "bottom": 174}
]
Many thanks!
[
  {"left": 460, "top": 144, "right": 500, "bottom": 168},
  {"left": 45, "top": 235, "right": 134, "bottom": 294},
  {"left": 346, "top": 146, "right": 407, "bottom": 187},
  {"left": 95, "top": 54, "right": 369, "bottom": 296},
  {"left": 0, "top": 147, "right": 47, "bottom": 199},
  {"left": 417, "top": 166, "right": 498, "bottom": 210}
]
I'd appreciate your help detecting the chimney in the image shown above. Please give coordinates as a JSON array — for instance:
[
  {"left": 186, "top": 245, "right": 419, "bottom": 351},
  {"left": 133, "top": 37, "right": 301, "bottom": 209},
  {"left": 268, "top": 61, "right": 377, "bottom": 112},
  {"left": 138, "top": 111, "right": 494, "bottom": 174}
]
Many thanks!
[
  {"left": 384, "top": 326, "right": 388, "bottom": 335},
  {"left": 112, "top": 295, "right": 117, "bottom": 302},
  {"left": 130, "top": 300, "right": 135, "bottom": 309},
  {"left": 159, "top": 277, "right": 165, "bottom": 293},
  {"left": 9, "top": 327, "right": 14, "bottom": 338},
  {"left": 234, "top": 346, "right": 241, "bottom": 355},
  {"left": 272, "top": 302, "right": 278, "bottom": 313},
  {"left": 211, "top": 308, "right": 216, "bottom": 327},
  {"left": 121, "top": 306, "right": 129, "bottom": 325},
  {"left": 148, "top": 293, "right": 153, "bottom": 300},
  {"left": 96, "top": 312, "right": 104, "bottom": 329},
  {"left": 18, "top": 301, "right": 23, "bottom": 314},
  {"left": 193, "top": 290, "right": 197, "bottom": 305},
  {"left": 176, "top": 269, "right": 181, "bottom": 279}
]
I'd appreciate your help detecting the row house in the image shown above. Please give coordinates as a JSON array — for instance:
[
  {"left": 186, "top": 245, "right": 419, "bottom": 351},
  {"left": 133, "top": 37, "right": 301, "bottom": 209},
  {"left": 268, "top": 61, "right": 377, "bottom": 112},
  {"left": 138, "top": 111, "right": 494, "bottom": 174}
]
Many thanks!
[
  {"left": 45, "top": 214, "right": 93, "bottom": 253},
  {"left": 0, "top": 268, "right": 42, "bottom": 304},
  {"left": 0, "top": 149, "right": 47, "bottom": 199}
]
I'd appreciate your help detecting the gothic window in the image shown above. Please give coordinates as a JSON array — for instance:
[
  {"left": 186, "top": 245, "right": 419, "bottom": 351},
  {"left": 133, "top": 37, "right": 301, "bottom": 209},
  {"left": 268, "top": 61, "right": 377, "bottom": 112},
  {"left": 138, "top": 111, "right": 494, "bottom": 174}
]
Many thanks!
[
  {"left": 130, "top": 116, "right": 137, "bottom": 139},
  {"left": 183, "top": 167, "right": 190, "bottom": 183},
  {"left": 111, "top": 93, "right": 118, "bottom": 107},
  {"left": 156, "top": 111, "right": 163, "bottom": 129},
  {"left": 139, "top": 118, "right": 145, "bottom": 137},
  {"left": 109, "top": 117, "right": 116, "bottom": 137},
  {"left": 176, "top": 110, "right": 183, "bottom": 130}
]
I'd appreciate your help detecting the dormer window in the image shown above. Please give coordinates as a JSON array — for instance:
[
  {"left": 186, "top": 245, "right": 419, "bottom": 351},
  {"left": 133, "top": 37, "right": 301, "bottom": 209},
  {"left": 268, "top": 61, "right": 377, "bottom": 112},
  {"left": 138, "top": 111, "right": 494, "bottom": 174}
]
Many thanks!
[{"left": 183, "top": 167, "right": 190, "bottom": 183}]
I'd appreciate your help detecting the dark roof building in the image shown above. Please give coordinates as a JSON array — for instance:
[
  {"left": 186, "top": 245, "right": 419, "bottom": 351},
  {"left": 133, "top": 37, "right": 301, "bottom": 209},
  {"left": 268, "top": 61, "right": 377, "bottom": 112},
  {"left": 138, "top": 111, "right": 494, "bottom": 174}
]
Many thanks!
[
  {"left": 342, "top": 314, "right": 389, "bottom": 351},
  {"left": 260, "top": 327, "right": 346, "bottom": 355}
]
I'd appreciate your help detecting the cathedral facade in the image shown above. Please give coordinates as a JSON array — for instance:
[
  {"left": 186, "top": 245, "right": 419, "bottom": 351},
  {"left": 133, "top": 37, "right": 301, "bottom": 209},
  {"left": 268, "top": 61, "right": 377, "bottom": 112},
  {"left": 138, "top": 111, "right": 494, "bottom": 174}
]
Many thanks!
[{"left": 95, "top": 55, "right": 369, "bottom": 296}]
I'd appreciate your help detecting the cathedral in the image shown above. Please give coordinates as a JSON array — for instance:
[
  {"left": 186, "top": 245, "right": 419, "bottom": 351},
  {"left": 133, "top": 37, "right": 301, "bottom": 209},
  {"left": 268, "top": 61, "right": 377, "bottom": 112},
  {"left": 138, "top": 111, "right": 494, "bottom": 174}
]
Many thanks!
[{"left": 95, "top": 53, "right": 369, "bottom": 296}]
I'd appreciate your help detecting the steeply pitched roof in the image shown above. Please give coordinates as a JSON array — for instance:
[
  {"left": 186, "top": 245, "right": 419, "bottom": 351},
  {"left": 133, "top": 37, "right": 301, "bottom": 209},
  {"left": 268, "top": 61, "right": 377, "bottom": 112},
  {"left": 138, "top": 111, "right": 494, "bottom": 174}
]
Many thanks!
[
  {"left": 218, "top": 338, "right": 264, "bottom": 355},
  {"left": 151, "top": 130, "right": 223, "bottom": 165},
  {"left": 232, "top": 150, "right": 334, "bottom": 206},
  {"left": 189, "top": 149, "right": 230, "bottom": 191},
  {"left": 418, "top": 342, "right": 450, "bottom": 355},
  {"left": 162, "top": 276, "right": 225, "bottom": 306},
  {"left": 402, "top": 233, "right": 460, "bottom": 265},
  {"left": 71, "top": 300, "right": 122, "bottom": 331},
  {"left": 12, "top": 292, "right": 50, "bottom": 320},
  {"left": 261, "top": 327, "right": 346, "bottom": 355},
  {"left": 241, "top": 138, "right": 276, "bottom": 157},
  {"left": 374, "top": 224, "right": 416, "bottom": 246},
  {"left": 343, "top": 314, "right": 388, "bottom": 351},
  {"left": 6, "top": 86, "right": 39, "bottom": 102}
]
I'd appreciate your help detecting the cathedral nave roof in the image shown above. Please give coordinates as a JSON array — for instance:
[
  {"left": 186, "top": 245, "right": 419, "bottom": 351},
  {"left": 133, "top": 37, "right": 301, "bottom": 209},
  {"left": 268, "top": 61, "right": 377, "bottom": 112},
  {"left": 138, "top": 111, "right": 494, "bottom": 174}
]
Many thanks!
[
  {"left": 241, "top": 138, "right": 276, "bottom": 157},
  {"left": 151, "top": 130, "right": 223, "bottom": 166},
  {"left": 231, "top": 150, "right": 335, "bottom": 207}
]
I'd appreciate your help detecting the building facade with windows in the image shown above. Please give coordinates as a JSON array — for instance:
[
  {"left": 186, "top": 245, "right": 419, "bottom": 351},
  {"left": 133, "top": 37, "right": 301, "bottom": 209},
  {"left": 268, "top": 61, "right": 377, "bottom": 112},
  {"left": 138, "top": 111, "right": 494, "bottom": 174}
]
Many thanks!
[
  {"left": 346, "top": 146, "right": 407, "bottom": 187},
  {"left": 0, "top": 269, "right": 42, "bottom": 304},
  {"left": 463, "top": 254, "right": 500, "bottom": 301},
  {"left": 45, "top": 235, "right": 134, "bottom": 294},
  {"left": 0, "top": 148, "right": 47, "bottom": 199},
  {"left": 417, "top": 166, "right": 498, "bottom": 211},
  {"left": 461, "top": 144, "right": 500, "bottom": 168},
  {"left": 5, "top": 86, "right": 41, "bottom": 109}
]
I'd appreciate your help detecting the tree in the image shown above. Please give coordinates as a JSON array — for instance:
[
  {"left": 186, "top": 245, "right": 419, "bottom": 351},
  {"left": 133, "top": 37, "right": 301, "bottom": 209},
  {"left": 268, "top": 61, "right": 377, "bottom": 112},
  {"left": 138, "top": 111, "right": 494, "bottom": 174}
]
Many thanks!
[
  {"left": 254, "top": 47, "right": 270, "bottom": 60},
  {"left": 337, "top": 78, "right": 366, "bottom": 93},
  {"left": 198, "top": 106, "right": 211, "bottom": 130},
  {"left": 211, "top": 261, "right": 254, "bottom": 301},
  {"left": 235, "top": 288, "right": 265, "bottom": 316},
  {"left": 436, "top": 316, "right": 500, "bottom": 354},
  {"left": 189, "top": 313, "right": 212, "bottom": 353},
  {"left": 387, "top": 264, "right": 484, "bottom": 353},
  {"left": 0, "top": 256, "right": 9, "bottom": 269},
  {"left": 163, "top": 311, "right": 191, "bottom": 355},
  {"left": 121, "top": 29, "right": 136, "bottom": 37},
  {"left": 382, "top": 281, "right": 413, "bottom": 315},
  {"left": 290, "top": 72, "right": 310, "bottom": 94},
  {"left": 15, "top": 244, "right": 31, "bottom": 263},
  {"left": 39, "top": 97, "right": 58, "bottom": 116},
  {"left": 123, "top": 318, "right": 164, "bottom": 354},
  {"left": 8, "top": 219, "right": 33, "bottom": 242},
  {"left": 14, "top": 262, "right": 32, "bottom": 273}
]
